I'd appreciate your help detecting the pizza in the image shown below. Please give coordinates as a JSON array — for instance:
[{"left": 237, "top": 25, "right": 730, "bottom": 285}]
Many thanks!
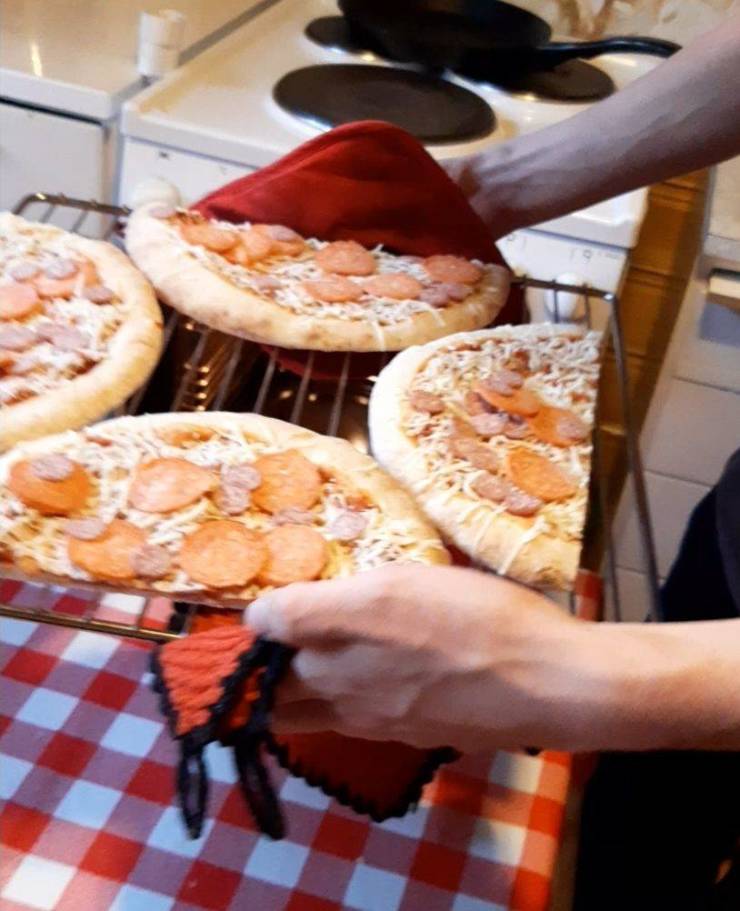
[
  {"left": 0, "top": 412, "right": 448, "bottom": 606},
  {"left": 368, "top": 325, "right": 603, "bottom": 590},
  {"left": 125, "top": 203, "right": 510, "bottom": 352},
  {"left": 0, "top": 213, "right": 162, "bottom": 451}
]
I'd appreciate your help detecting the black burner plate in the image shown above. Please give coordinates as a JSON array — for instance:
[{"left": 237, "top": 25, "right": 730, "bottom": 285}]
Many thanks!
[
  {"left": 305, "top": 16, "right": 369, "bottom": 54},
  {"left": 274, "top": 64, "right": 495, "bottom": 143},
  {"left": 463, "top": 58, "right": 615, "bottom": 101}
]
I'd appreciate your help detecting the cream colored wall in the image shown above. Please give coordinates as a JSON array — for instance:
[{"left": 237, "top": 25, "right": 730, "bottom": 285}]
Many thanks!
[{"left": 512, "top": 0, "right": 739, "bottom": 41}]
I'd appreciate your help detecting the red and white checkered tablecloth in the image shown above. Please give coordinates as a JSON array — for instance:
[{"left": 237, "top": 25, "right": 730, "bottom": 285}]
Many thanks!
[{"left": 0, "top": 578, "right": 586, "bottom": 911}]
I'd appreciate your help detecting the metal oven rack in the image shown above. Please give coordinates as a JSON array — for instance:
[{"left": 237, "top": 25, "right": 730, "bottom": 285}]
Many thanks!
[{"left": 0, "top": 193, "right": 660, "bottom": 642}]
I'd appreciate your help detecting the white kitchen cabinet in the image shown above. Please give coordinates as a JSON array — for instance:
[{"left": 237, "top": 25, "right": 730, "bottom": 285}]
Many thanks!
[
  {"left": 118, "top": 138, "right": 251, "bottom": 208},
  {"left": 0, "top": 102, "right": 111, "bottom": 230}
]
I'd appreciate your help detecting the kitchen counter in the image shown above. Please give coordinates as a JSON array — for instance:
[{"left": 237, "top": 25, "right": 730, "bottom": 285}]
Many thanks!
[
  {"left": 0, "top": 0, "right": 273, "bottom": 119},
  {"left": 0, "top": 578, "right": 592, "bottom": 911},
  {"left": 705, "top": 156, "right": 740, "bottom": 267}
]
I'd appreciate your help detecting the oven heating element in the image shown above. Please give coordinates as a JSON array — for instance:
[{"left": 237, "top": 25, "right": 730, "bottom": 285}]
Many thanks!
[{"left": 0, "top": 192, "right": 660, "bottom": 642}]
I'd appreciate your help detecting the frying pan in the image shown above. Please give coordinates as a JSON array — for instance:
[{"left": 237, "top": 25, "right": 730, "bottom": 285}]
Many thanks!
[{"left": 338, "top": 0, "right": 680, "bottom": 76}]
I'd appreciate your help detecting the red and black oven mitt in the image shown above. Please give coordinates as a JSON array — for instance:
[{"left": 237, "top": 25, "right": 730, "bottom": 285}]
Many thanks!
[{"left": 151, "top": 121, "right": 520, "bottom": 839}]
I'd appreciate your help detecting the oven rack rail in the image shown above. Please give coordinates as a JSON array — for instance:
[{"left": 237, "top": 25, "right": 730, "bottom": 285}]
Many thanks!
[{"left": 0, "top": 193, "right": 660, "bottom": 642}]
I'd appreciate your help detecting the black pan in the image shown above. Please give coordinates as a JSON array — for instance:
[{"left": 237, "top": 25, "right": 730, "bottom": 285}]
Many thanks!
[{"left": 338, "top": 0, "right": 679, "bottom": 76}]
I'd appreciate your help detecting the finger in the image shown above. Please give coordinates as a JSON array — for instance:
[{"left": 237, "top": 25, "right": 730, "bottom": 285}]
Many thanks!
[{"left": 244, "top": 563, "right": 428, "bottom": 647}]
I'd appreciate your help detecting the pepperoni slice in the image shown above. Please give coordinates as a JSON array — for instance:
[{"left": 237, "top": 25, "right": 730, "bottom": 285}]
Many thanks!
[
  {"left": 221, "top": 463, "right": 262, "bottom": 490},
  {"left": 439, "top": 282, "right": 472, "bottom": 301},
  {"left": 8, "top": 457, "right": 91, "bottom": 515},
  {"left": 179, "top": 520, "right": 267, "bottom": 588},
  {"left": 215, "top": 483, "right": 250, "bottom": 516},
  {"left": 65, "top": 517, "right": 106, "bottom": 541},
  {"left": 181, "top": 221, "right": 237, "bottom": 253},
  {"left": 302, "top": 277, "right": 362, "bottom": 303},
  {"left": 450, "top": 436, "right": 499, "bottom": 472},
  {"left": 0, "top": 350, "right": 15, "bottom": 372},
  {"left": 449, "top": 415, "right": 477, "bottom": 439},
  {"left": 0, "top": 326, "right": 37, "bottom": 351},
  {"left": 83, "top": 285, "right": 115, "bottom": 304},
  {"left": 128, "top": 458, "right": 216, "bottom": 513},
  {"left": 409, "top": 389, "right": 445, "bottom": 414},
  {"left": 257, "top": 525, "right": 328, "bottom": 587},
  {"left": 472, "top": 474, "right": 509, "bottom": 503},
  {"left": 470, "top": 412, "right": 508, "bottom": 437},
  {"left": 506, "top": 449, "right": 578, "bottom": 502},
  {"left": 44, "top": 259, "right": 77, "bottom": 280},
  {"left": 478, "top": 369, "right": 524, "bottom": 397},
  {"left": 326, "top": 510, "right": 368, "bottom": 542},
  {"left": 424, "top": 255, "right": 482, "bottom": 284},
  {"left": 253, "top": 224, "right": 306, "bottom": 257},
  {"left": 238, "top": 228, "right": 275, "bottom": 261},
  {"left": 418, "top": 286, "right": 450, "bottom": 307},
  {"left": 67, "top": 519, "right": 146, "bottom": 580},
  {"left": 463, "top": 389, "right": 491, "bottom": 416},
  {"left": 0, "top": 283, "right": 41, "bottom": 320},
  {"left": 505, "top": 488, "right": 543, "bottom": 517},
  {"left": 504, "top": 415, "right": 530, "bottom": 440},
  {"left": 8, "top": 262, "right": 40, "bottom": 282},
  {"left": 315, "top": 240, "right": 376, "bottom": 276},
  {"left": 473, "top": 381, "right": 540, "bottom": 417},
  {"left": 363, "top": 273, "right": 422, "bottom": 300},
  {"left": 527, "top": 406, "right": 589, "bottom": 447},
  {"left": 157, "top": 425, "right": 215, "bottom": 447},
  {"left": 252, "top": 450, "right": 322, "bottom": 514},
  {"left": 35, "top": 259, "right": 99, "bottom": 299},
  {"left": 131, "top": 544, "right": 172, "bottom": 580},
  {"left": 273, "top": 507, "right": 315, "bottom": 526}
]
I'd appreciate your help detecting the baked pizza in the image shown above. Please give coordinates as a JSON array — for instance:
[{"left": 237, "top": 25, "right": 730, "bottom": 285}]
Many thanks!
[
  {"left": 369, "top": 325, "right": 602, "bottom": 590},
  {"left": 0, "top": 213, "right": 162, "bottom": 451},
  {"left": 0, "top": 413, "right": 448, "bottom": 606},
  {"left": 125, "top": 203, "right": 509, "bottom": 352}
]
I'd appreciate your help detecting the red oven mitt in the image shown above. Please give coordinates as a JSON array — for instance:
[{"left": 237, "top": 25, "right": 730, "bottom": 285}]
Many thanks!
[
  {"left": 194, "top": 119, "right": 522, "bottom": 379},
  {"left": 151, "top": 615, "right": 457, "bottom": 839}
]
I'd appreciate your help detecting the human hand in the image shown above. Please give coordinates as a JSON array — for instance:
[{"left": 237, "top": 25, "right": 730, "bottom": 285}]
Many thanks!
[
  {"left": 441, "top": 153, "right": 518, "bottom": 240},
  {"left": 245, "top": 564, "right": 587, "bottom": 752}
]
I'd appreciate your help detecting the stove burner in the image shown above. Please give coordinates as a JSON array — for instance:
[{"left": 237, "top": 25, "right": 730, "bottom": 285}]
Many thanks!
[
  {"left": 461, "top": 59, "right": 615, "bottom": 101},
  {"left": 274, "top": 65, "right": 495, "bottom": 144},
  {"left": 305, "top": 16, "right": 369, "bottom": 54}
]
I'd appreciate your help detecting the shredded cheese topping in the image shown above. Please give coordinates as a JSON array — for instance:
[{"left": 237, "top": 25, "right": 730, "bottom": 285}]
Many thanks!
[
  {"left": 0, "top": 222, "right": 122, "bottom": 409},
  {"left": 0, "top": 420, "right": 443, "bottom": 596},
  {"left": 166, "top": 213, "right": 505, "bottom": 327},
  {"left": 402, "top": 328, "right": 602, "bottom": 574}
]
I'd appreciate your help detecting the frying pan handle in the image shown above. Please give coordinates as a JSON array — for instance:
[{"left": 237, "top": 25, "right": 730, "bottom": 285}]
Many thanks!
[{"left": 539, "top": 36, "right": 680, "bottom": 66}]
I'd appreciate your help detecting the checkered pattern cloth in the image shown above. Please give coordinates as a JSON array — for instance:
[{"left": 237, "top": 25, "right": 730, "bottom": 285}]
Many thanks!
[{"left": 0, "top": 578, "right": 589, "bottom": 911}]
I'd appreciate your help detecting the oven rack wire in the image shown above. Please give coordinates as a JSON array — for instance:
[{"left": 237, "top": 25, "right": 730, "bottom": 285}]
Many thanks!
[{"left": 0, "top": 192, "right": 660, "bottom": 642}]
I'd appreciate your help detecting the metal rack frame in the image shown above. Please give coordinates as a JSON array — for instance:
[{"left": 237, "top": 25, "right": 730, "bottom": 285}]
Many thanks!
[{"left": 0, "top": 193, "right": 661, "bottom": 642}]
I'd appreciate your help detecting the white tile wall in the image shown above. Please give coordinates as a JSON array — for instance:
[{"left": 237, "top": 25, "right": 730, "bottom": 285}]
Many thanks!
[{"left": 641, "top": 379, "right": 740, "bottom": 485}]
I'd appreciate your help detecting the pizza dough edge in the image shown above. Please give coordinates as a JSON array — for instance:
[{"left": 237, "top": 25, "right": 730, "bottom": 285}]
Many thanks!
[
  {"left": 125, "top": 204, "right": 510, "bottom": 352},
  {"left": 0, "top": 410, "right": 449, "bottom": 605},
  {"left": 0, "top": 215, "right": 163, "bottom": 451},
  {"left": 368, "top": 329, "right": 584, "bottom": 591}
]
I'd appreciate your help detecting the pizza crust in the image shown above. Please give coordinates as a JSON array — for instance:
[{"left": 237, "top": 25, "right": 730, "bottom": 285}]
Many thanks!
[
  {"left": 0, "top": 214, "right": 163, "bottom": 451},
  {"left": 368, "top": 326, "right": 593, "bottom": 591},
  {"left": 125, "top": 204, "right": 510, "bottom": 352},
  {"left": 0, "top": 412, "right": 449, "bottom": 607}
]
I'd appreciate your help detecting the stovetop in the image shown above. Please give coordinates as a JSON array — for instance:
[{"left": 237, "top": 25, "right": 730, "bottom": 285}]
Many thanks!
[{"left": 122, "top": 0, "right": 661, "bottom": 247}]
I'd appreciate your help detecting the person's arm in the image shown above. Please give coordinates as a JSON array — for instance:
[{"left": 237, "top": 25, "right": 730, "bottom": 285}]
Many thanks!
[
  {"left": 445, "top": 15, "right": 740, "bottom": 238},
  {"left": 246, "top": 564, "right": 740, "bottom": 752}
]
